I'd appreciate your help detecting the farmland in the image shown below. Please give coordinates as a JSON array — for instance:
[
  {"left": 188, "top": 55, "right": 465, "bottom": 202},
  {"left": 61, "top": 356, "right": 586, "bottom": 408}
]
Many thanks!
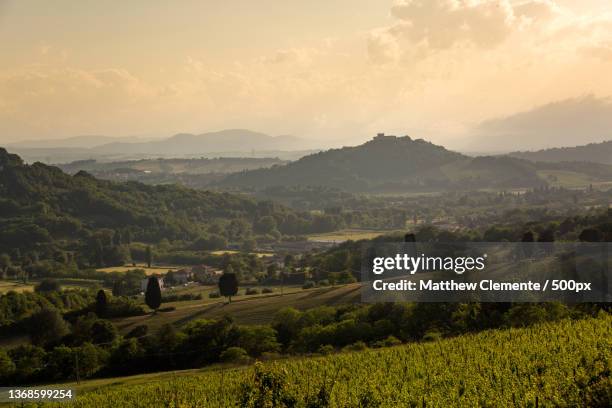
[
  {"left": 96, "top": 264, "right": 182, "bottom": 276},
  {"left": 113, "top": 283, "right": 360, "bottom": 333},
  {"left": 42, "top": 314, "right": 611, "bottom": 407},
  {"left": 307, "top": 229, "right": 403, "bottom": 243}
]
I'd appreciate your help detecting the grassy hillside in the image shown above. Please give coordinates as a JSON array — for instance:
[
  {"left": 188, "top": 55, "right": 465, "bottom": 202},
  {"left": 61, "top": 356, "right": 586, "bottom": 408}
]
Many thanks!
[{"left": 43, "top": 314, "right": 611, "bottom": 407}]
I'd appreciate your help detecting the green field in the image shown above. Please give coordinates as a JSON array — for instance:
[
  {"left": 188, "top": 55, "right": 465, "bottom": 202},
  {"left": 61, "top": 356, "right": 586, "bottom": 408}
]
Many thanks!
[
  {"left": 307, "top": 229, "right": 402, "bottom": 243},
  {"left": 0, "top": 280, "right": 35, "bottom": 294},
  {"left": 113, "top": 284, "right": 360, "bottom": 334},
  {"left": 537, "top": 169, "right": 612, "bottom": 189},
  {"left": 40, "top": 314, "right": 610, "bottom": 407},
  {"left": 0, "top": 279, "right": 101, "bottom": 294},
  {"left": 96, "top": 264, "right": 182, "bottom": 276}
]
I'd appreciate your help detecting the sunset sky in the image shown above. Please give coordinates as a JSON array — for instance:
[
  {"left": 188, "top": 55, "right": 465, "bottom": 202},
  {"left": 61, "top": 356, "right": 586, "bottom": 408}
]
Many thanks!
[{"left": 1, "top": 0, "right": 612, "bottom": 150}]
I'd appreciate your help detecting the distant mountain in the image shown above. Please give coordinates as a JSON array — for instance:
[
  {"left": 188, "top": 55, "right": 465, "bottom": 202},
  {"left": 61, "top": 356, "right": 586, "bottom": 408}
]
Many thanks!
[
  {"left": 58, "top": 157, "right": 287, "bottom": 175},
  {"left": 93, "top": 129, "right": 308, "bottom": 156},
  {"left": 7, "top": 129, "right": 312, "bottom": 163},
  {"left": 7, "top": 135, "right": 151, "bottom": 149},
  {"left": 508, "top": 140, "right": 612, "bottom": 164},
  {"left": 218, "top": 134, "right": 552, "bottom": 192},
  {"left": 56, "top": 157, "right": 288, "bottom": 189},
  {"left": 465, "top": 96, "right": 612, "bottom": 152}
]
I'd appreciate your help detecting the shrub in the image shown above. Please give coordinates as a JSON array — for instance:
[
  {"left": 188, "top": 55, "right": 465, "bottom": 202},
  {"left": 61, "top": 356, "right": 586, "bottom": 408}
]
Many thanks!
[
  {"left": 302, "top": 280, "right": 315, "bottom": 289},
  {"left": 27, "top": 308, "right": 69, "bottom": 346},
  {"left": 220, "top": 347, "right": 250, "bottom": 364},
  {"left": 317, "top": 344, "right": 334, "bottom": 355},
  {"left": 423, "top": 330, "right": 442, "bottom": 342},
  {"left": 209, "top": 292, "right": 220, "bottom": 298},
  {"left": 162, "top": 293, "right": 202, "bottom": 302},
  {"left": 262, "top": 287, "right": 274, "bottom": 294},
  {"left": 372, "top": 335, "right": 402, "bottom": 348},
  {"left": 342, "top": 341, "right": 367, "bottom": 352},
  {"left": 106, "top": 298, "right": 146, "bottom": 318},
  {"left": 245, "top": 288, "right": 260, "bottom": 295},
  {"left": 259, "top": 352, "right": 281, "bottom": 361},
  {"left": 318, "top": 279, "right": 330, "bottom": 287},
  {"left": 125, "top": 325, "right": 148, "bottom": 339},
  {"left": 239, "top": 362, "right": 297, "bottom": 407},
  {"left": 0, "top": 349, "right": 15, "bottom": 379},
  {"left": 35, "top": 279, "right": 61, "bottom": 293},
  {"left": 158, "top": 306, "right": 176, "bottom": 312}
]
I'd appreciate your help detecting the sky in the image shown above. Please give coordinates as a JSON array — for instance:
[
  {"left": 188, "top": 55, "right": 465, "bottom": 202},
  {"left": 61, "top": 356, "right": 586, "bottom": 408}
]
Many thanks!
[{"left": 1, "top": 0, "right": 612, "bottom": 150}]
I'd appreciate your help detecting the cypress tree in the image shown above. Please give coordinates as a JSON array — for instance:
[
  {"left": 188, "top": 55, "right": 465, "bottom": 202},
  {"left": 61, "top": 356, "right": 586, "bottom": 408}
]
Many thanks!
[
  {"left": 145, "top": 276, "right": 162, "bottom": 312},
  {"left": 95, "top": 289, "right": 108, "bottom": 317}
]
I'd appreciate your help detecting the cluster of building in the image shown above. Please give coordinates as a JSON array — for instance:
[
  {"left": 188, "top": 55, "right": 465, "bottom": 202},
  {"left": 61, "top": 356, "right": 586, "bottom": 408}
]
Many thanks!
[{"left": 140, "top": 264, "right": 223, "bottom": 291}]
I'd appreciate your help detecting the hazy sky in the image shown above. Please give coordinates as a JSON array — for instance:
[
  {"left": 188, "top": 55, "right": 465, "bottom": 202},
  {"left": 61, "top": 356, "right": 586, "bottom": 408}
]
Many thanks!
[{"left": 1, "top": 0, "right": 612, "bottom": 148}]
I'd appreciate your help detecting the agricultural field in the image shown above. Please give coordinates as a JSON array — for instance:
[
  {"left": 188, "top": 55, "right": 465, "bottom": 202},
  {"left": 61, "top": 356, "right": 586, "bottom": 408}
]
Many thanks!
[
  {"left": 113, "top": 283, "right": 360, "bottom": 333},
  {"left": 0, "top": 280, "right": 35, "bottom": 294},
  {"left": 208, "top": 250, "right": 275, "bottom": 258},
  {"left": 307, "top": 229, "right": 402, "bottom": 243},
  {"left": 537, "top": 169, "right": 612, "bottom": 189},
  {"left": 42, "top": 314, "right": 610, "bottom": 407},
  {"left": 0, "top": 279, "right": 100, "bottom": 294},
  {"left": 96, "top": 264, "right": 182, "bottom": 276}
]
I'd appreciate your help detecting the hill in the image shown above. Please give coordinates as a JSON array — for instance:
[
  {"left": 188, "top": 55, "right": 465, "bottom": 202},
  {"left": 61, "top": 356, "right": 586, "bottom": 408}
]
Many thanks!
[
  {"left": 93, "top": 129, "right": 308, "bottom": 156},
  {"left": 7, "top": 130, "right": 315, "bottom": 163},
  {"left": 219, "top": 134, "right": 550, "bottom": 192},
  {"left": 45, "top": 314, "right": 612, "bottom": 407},
  {"left": 58, "top": 157, "right": 287, "bottom": 176},
  {"left": 509, "top": 140, "right": 612, "bottom": 164},
  {"left": 7, "top": 135, "right": 149, "bottom": 149},
  {"left": 57, "top": 157, "right": 288, "bottom": 188},
  {"left": 465, "top": 96, "right": 612, "bottom": 152},
  {"left": 0, "top": 148, "right": 335, "bottom": 268}
]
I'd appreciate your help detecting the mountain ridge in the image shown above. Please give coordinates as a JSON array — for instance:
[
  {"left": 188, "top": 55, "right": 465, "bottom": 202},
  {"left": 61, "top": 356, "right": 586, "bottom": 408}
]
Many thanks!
[
  {"left": 218, "top": 134, "right": 552, "bottom": 192},
  {"left": 508, "top": 140, "right": 612, "bottom": 164},
  {"left": 6, "top": 129, "right": 311, "bottom": 163}
]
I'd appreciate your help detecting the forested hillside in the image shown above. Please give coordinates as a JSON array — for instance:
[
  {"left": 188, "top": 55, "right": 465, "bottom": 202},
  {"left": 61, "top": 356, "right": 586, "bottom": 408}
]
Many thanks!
[
  {"left": 218, "top": 135, "right": 560, "bottom": 192},
  {"left": 0, "top": 148, "right": 340, "bottom": 270}
]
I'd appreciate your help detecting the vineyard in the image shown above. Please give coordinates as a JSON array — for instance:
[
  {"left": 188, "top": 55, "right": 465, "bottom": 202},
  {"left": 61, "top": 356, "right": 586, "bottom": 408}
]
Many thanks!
[{"left": 36, "top": 313, "right": 611, "bottom": 407}]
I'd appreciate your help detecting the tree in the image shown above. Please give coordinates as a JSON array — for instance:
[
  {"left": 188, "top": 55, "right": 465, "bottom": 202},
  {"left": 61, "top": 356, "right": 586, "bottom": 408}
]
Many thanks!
[
  {"left": 219, "top": 273, "right": 239, "bottom": 303},
  {"left": 34, "top": 278, "right": 61, "bottom": 293},
  {"left": 90, "top": 319, "right": 117, "bottom": 344},
  {"left": 255, "top": 216, "right": 277, "bottom": 234},
  {"left": 95, "top": 289, "right": 108, "bottom": 317},
  {"left": 579, "top": 228, "right": 602, "bottom": 242},
  {"left": 538, "top": 228, "right": 555, "bottom": 255},
  {"left": 0, "top": 253, "right": 11, "bottom": 279},
  {"left": 112, "top": 280, "right": 127, "bottom": 296},
  {"left": 521, "top": 230, "right": 535, "bottom": 258},
  {"left": 538, "top": 229, "right": 555, "bottom": 242},
  {"left": 145, "top": 246, "right": 153, "bottom": 268},
  {"left": 0, "top": 349, "right": 15, "bottom": 379},
  {"left": 241, "top": 238, "right": 257, "bottom": 253},
  {"left": 521, "top": 231, "right": 534, "bottom": 242},
  {"left": 145, "top": 276, "right": 162, "bottom": 312},
  {"left": 28, "top": 308, "right": 70, "bottom": 346}
]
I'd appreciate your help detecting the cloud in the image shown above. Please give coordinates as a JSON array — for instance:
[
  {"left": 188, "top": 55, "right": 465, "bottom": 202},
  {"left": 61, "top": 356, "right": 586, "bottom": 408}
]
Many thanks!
[
  {"left": 368, "top": 0, "right": 565, "bottom": 63},
  {"left": 469, "top": 95, "right": 612, "bottom": 151},
  {"left": 0, "top": 67, "right": 154, "bottom": 139},
  {"left": 580, "top": 42, "right": 612, "bottom": 62}
]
